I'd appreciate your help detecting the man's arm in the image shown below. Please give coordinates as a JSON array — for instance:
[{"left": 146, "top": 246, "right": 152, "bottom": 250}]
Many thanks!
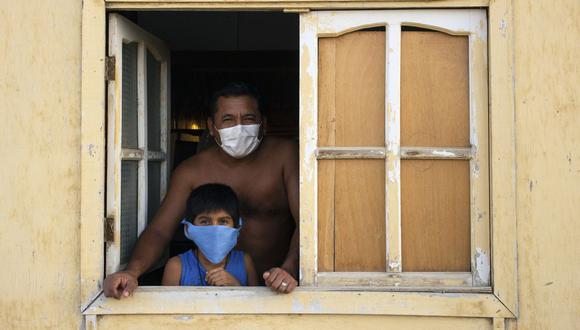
[
  {"left": 264, "top": 141, "right": 299, "bottom": 293},
  {"left": 103, "top": 163, "right": 194, "bottom": 298}
]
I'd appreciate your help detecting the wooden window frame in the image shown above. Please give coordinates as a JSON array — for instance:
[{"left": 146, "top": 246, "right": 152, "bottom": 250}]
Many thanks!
[
  {"left": 301, "top": 9, "right": 489, "bottom": 290},
  {"left": 106, "top": 13, "right": 171, "bottom": 275},
  {"left": 80, "top": 0, "right": 517, "bottom": 323}
]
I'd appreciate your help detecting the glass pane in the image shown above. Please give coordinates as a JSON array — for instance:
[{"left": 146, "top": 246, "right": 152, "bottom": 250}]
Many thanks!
[
  {"left": 401, "top": 31, "right": 469, "bottom": 147},
  {"left": 147, "top": 50, "right": 162, "bottom": 151},
  {"left": 147, "top": 161, "right": 161, "bottom": 225},
  {"left": 318, "top": 159, "right": 386, "bottom": 272},
  {"left": 122, "top": 42, "right": 139, "bottom": 149},
  {"left": 401, "top": 160, "right": 470, "bottom": 272},
  {"left": 318, "top": 30, "right": 385, "bottom": 147},
  {"left": 120, "top": 160, "right": 139, "bottom": 264}
]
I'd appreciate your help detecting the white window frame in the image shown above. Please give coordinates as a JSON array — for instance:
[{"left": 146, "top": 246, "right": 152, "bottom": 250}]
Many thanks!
[
  {"left": 80, "top": 0, "right": 517, "bottom": 323},
  {"left": 105, "top": 13, "right": 171, "bottom": 274},
  {"left": 299, "top": 9, "right": 490, "bottom": 290}
]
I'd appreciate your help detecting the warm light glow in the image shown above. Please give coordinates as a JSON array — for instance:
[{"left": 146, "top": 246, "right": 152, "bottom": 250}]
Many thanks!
[{"left": 190, "top": 122, "right": 200, "bottom": 130}]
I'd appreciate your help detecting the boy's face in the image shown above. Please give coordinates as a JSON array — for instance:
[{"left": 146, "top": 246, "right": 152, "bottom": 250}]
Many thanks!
[{"left": 193, "top": 210, "right": 235, "bottom": 228}]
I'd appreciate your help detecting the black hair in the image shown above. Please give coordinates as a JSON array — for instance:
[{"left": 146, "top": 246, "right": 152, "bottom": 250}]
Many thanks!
[
  {"left": 185, "top": 183, "right": 241, "bottom": 227},
  {"left": 209, "top": 82, "right": 263, "bottom": 120}
]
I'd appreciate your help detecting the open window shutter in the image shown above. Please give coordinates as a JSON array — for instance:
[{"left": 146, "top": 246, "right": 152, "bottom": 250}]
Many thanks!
[{"left": 106, "top": 14, "right": 170, "bottom": 274}]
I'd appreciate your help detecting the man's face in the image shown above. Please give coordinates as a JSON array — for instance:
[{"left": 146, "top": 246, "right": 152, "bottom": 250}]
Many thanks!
[{"left": 209, "top": 95, "right": 262, "bottom": 133}]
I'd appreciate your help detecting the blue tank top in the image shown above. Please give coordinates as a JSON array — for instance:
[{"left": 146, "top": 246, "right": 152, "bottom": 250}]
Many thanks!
[{"left": 179, "top": 249, "right": 247, "bottom": 286}]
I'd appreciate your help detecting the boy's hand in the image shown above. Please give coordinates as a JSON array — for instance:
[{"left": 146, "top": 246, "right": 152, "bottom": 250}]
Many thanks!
[
  {"left": 103, "top": 271, "right": 138, "bottom": 299},
  {"left": 263, "top": 267, "right": 297, "bottom": 293},
  {"left": 205, "top": 268, "right": 241, "bottom": 286}
]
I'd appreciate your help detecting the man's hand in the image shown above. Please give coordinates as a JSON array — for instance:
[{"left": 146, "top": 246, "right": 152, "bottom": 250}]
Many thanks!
[
  {"left": 206, "top": 268, "right": 241, "bottom": 286},
  {"left": 263, "top": 267, "right": 297, "bottom": 293},
  {"left": 103, "top": 271, "right": 138, "bottom": 299}
]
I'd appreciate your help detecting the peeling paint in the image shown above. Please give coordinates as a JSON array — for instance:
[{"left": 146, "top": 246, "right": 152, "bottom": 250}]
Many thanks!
[
  {"left": 87, "top": 144, "right": 96, "bottom": 157},
  {"left": 174, "top": 315, "right": 192, "bottom": 321},
  {"left": 499, "top": 19, "right": 507, "bottom": 37},
  {"left": 474, "top": 248, "right": 490, "bottom": 285},
  {"left": 432, "top": 150, "right": 455, "bottom": 157}
]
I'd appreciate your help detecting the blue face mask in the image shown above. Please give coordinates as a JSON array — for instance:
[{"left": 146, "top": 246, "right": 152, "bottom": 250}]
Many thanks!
[{"left": 181, "top": 219, "right": 241, "bottom": 264}]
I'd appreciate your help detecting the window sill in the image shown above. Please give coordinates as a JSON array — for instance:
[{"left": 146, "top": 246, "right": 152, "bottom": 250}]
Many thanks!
[{"left": 83, "top": 286, "right": 513, "bottom": 318}]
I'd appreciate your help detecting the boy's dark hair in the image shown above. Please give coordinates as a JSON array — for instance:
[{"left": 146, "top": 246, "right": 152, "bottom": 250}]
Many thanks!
[
  {"left": 209, "top": 82, "right": 263, "bottom": 120},
  {"left": 185, "top": 183, "right": 241, "bottom": 227}
]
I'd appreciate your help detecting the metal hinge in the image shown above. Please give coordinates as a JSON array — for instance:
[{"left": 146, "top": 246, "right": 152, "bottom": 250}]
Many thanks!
[
  {"left": 105, "top": 56, "right": 116, "bottom": 81},
  {"left": 104, "top": 217, "right": 115, "bottom": 242}
]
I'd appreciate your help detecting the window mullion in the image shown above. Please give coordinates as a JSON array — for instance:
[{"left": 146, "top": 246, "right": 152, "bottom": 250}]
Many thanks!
[
  {"left": 386, "top": 23, "right": 402, "bottom": 273},
  {"left": 137, "top": 42, "right": 148, "bottom": 236},
  {"left": 160, "top": 59, "right": 170, "bottom": 199}
]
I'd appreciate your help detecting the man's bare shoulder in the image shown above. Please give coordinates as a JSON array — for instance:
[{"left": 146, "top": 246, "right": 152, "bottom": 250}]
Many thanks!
[
  {"left": 261, "top": 137, "right": 298, "bottom": 157},
  {"left": 172, "top": 147, "right": 220, "bottom": 179}
]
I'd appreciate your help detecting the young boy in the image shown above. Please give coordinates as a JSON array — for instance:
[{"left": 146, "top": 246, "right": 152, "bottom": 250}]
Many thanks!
[{"left": 162, "top": 183, "right": 259, "bottom": 286}]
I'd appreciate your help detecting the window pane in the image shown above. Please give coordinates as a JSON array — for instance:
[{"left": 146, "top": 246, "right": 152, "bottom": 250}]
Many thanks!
[
  {"left": 122, "top": 42, "right": 139, "bottom": 149},
  {"left": 401, "top": 160, "right": 470, "bottom": 272},
  {"left": 147, "top": 161, "right": 161, "bottom": 225},
  {"left": 318, "top": 159, "right": 386, "bottom": 272},
  {"left": 401, "top": 31, "right": 469, "bottom": 147},
  {"left": 120, "top": 160, "right": 139, "bottom": 265},
  {"left": 147, "top": 50, "right": 162, "bottom": 151},
  {"left": 318, "top": 30, "right": 385, "bottom": 147}
]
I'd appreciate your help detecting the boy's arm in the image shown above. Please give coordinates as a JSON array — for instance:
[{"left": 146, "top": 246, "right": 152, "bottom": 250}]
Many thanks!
[
  {"left": 244, "top": 253, "right": 259, "bottom": 286},
  {"left": 161, "top": 256, "right": 182, "bottom": 286}
]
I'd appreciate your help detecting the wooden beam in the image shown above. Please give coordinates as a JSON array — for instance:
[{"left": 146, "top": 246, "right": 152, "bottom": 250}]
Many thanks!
[
  {"left": 83, "top": 287, "right": 512, "bottom": 318},
  {"left": 105, "top": 1, "right": 491, "bottom": 10},
  {"left": 80, "top": 0, "right": 106, "bottom": 312},
  {"left": 316, "top": 272, "right": 474, "bottom": 288},
  {"left": 120, "top": 148, "right": 145, "bottom": 160},
  {"left": 400, "top": 147, "right": 471, "bottom": 160},
  {"left": 316, "top": 147, "right": 386, "bottom": 159}
]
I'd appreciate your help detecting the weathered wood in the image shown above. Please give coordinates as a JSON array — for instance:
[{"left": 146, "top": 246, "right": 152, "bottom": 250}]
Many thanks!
[
  {"left": 488, "top": 0, "right": 517, "bottom": 314},
  {"left": 401, "top": 31, "right": 470, "bottom": 148},
  {"left": 316, "top": 272, "right": 474, "bottom": 287},
  {"left": 335, "top": 160, "right": 386, "bottom": 271},
  {"left": 120, "top": 148, "right": 144, "bottom": 160},
  {"left": 316, "top": 147, "right": 472, "bottom": 160},
  {"left": 316, "top": 147, "right": 386, "bottom": 159},
  {"left": 317, "top": 160, "right": 335, "bottom": 272},
  {"left": 400, "top": 147, "right": 471, "bottom": 160},
  {"left": 106, "top": 14, "right": 171, "bottom": 275},
  {"left": 299, "top": 12, "right": 318, "bottom": 285},
  {"left": 386, "top": 23, "right": 402, "bottom": 272},
  {"left": 106, "top": 0, "right": 491, "bottom": 10},
  {"left": 83, "top": 287, "right": 512, "bottom": 318},
  {"left": 401, "top": 160, "right": 471, "bottom": 272},
  {"left": 80, "top": 0, "right": 106, "bottom": 311},
  {"left": 317, "top": 37, "right": 337, "bottom": 272}
]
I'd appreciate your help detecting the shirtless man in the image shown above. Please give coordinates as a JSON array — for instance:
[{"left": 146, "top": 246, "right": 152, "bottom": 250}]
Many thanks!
[{"left": 103, "top": 83, "right": 299, "bottom": 298}]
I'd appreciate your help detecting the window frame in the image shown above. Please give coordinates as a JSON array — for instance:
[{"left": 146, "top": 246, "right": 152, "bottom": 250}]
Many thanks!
[
  {"left": 106, "top": 13, "right": 171, "bottom": 275},
  {"left": 299, "top": 9, "right": 490, "bottom": 290},
  {"left": 80, "top": 0, "right": 517, "bottom": 321}
]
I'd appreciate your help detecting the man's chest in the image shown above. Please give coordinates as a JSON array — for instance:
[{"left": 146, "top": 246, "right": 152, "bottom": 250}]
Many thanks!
[{"left": 194, "top": 162, "right": 289, "bottom": 216}]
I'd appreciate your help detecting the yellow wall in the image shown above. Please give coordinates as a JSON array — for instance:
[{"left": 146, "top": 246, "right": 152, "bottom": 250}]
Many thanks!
[
  {"left": 514, "top": 0, "right": 580, "bottom": 328},
  {"left": 95, "top": 315, "right": 491, "bottom": 330},
  {"left": 1, "top": 0, "right": 579, "bottom": 329},
  {"left": 0, "top": 1, "right": 82, "bottom": 328}
]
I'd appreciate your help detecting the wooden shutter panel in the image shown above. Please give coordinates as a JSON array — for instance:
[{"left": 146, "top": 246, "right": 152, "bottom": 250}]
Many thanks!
[
  {"left": 318, "top": 30, "right": 386, "bottom": 272},
  {"left": 400, "top": 30, "right": 471, "bottom": 272}
]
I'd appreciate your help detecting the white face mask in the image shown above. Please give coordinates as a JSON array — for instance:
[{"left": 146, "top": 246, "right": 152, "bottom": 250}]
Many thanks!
[{"left": 215, "top": 123, "right": 262, "bottom": 159}]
